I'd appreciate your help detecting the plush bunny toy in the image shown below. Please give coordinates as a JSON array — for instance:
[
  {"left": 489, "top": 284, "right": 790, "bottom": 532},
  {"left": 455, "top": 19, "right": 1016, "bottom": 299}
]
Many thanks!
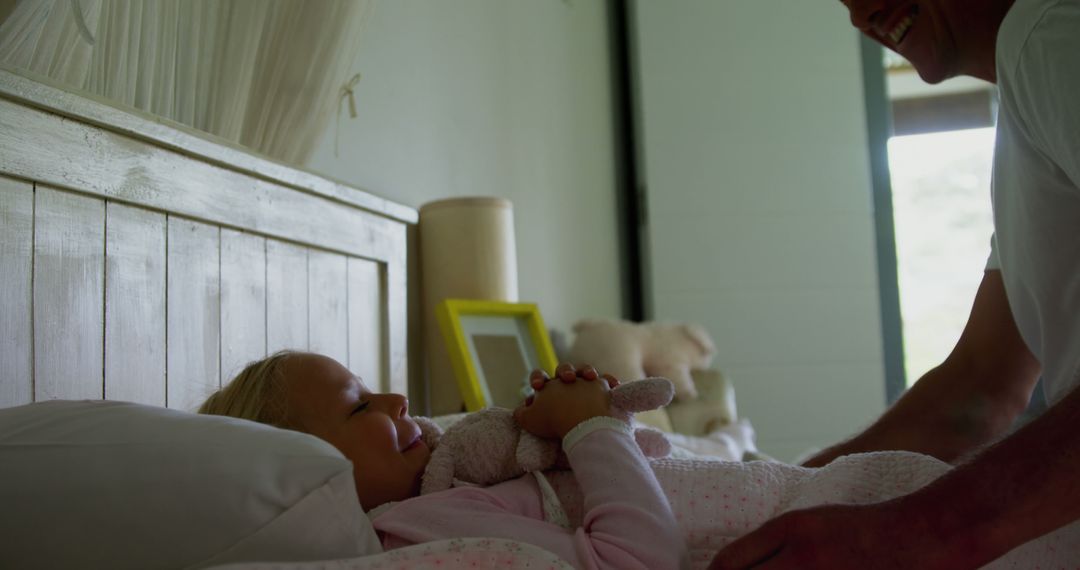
[{"left": 415, "top": 377, "right": 675, "bottom": 495}]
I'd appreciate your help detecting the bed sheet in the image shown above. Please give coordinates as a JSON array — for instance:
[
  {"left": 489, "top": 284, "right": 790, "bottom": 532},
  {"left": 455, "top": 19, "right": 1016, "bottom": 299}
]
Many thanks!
[
  {"left": 551, "top": 452, "right": 1080, "bottom": 568},
  {"left": 213, "top": 451, "right": 1079, "bottom": 570},
  {"left": 209, "top": 538, "right": 572, "bottom": 570},
  {"left": 665, "top": 418, "right": 757, "bottom": 462}
]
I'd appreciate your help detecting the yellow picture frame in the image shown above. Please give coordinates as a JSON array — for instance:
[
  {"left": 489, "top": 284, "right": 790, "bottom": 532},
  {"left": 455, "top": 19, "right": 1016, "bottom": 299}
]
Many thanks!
[{"left": 435, "top": 299, "right": 559, "bottom": 411}]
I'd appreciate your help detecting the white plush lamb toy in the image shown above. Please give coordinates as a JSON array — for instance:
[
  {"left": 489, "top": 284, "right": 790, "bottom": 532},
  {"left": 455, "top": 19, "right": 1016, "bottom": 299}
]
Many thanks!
[{"left": 414, "top": 377, "right": 675, "bottom": 495}]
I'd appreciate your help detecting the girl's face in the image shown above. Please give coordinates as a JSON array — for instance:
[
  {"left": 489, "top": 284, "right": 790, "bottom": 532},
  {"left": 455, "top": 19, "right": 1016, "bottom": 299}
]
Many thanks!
[{"left": 282, "top": 354, "right": 430, "bottom": 510}]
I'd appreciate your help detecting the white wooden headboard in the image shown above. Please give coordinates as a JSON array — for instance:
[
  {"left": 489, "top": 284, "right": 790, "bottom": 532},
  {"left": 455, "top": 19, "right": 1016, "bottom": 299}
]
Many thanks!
[{"left": 0, "top": 68, "right": 418, "bottom": 412}]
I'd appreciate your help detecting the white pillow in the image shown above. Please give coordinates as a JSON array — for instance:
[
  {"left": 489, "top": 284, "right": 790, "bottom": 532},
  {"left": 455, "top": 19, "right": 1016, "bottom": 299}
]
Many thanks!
[{"left": 0, "top": 400, "right": 382, "bottom": 569}]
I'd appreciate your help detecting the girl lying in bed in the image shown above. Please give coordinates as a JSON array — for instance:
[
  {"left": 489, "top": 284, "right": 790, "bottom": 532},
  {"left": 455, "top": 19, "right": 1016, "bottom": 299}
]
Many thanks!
[
  {"left": 200, "top": 352, "right": 1079, "bottom": 569},
  {"left": 199, "top": 351, "right": 686, "bottom": 569}
]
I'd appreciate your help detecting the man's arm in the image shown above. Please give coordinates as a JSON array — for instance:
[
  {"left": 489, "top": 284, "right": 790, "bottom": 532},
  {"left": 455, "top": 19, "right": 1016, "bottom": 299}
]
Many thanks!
[
  {"left": 711, "top": 376, "right": 1080, "bottom": 569},
  {"left": 711, "top": 271, "right": 1080, "bottom": 568},
  {"left": 804, "top": 270, "right": 1041, "bottom": 467},
  {"left": 904, "top": 378, "right": 1080, "bottom": 565}
]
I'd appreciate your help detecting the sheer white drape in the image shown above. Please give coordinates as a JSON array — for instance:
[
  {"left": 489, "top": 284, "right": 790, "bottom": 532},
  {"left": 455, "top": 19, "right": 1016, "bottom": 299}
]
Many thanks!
[{"left": 0, "top": 0, "right": 369, "bottom": 165}]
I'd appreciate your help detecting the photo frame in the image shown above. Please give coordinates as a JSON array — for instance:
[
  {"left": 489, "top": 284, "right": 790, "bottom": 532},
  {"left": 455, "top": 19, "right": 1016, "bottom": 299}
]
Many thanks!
[{"left": 436, "top": 299, "right": 559, "bottom": 411}]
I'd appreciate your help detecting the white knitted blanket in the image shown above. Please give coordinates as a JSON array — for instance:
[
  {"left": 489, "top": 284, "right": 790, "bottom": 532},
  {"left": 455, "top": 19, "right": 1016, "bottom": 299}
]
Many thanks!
[
  {"left": 542, "top": 451, "right": 1080, "bottom": 569},
  {"left": 211, "top": 452, "right": 1078, "bottom": 569}
]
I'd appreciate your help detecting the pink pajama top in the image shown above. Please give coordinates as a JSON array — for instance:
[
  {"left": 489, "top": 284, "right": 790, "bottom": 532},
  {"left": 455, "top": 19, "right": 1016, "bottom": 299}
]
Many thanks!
[{"left": 371, "top": 418, "right": 686, "bottom": 569}]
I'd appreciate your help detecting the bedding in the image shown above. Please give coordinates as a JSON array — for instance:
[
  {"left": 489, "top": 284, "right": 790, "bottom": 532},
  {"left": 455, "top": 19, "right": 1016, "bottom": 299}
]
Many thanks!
[
  {"left": 208, "top": 538, "right": 573, "bottom": 570},
  {"left": 0, "top": 400, "right": 381, "bottom": 569},
  {"left": 553, "top": 452, "right": 1080, "bottom": 568},
  {"left": 665, "top": 417, "right": 757, "bottom": 462},
  {"left": 0, "top": 68, "right": 411, "bottom": 568},
  {"left": 211, "top": 451, "right": 1080, "bottom": 570}
]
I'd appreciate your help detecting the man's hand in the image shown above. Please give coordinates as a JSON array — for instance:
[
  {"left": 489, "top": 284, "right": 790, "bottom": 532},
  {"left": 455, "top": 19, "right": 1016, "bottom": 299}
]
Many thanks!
[
  {"left": 513, "top": 362, "right": 619, "bottom": 440},
  {"left": 708, "top": 501, "right": 951, "bottom": 570}
]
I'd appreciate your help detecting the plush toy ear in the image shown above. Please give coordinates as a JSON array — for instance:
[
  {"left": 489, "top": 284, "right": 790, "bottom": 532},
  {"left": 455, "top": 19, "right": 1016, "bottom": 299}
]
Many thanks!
[
  {"left": 611, "top": 377, "right": 674, "bottom": 413},
  {"left": 420, "top": 446, "right": 455, "bottom": 495},
  {"left": 570, "top": 318, "right": 647, "bottom": 383},
  {"left": 414, "top": 416, "right": 443, "bottom": 451},
  {"left": 571, "top": 317, "right": 614, "bottom": 333},
  {"left": 681, "top": 323, "right": 717, "bottom": 362}
]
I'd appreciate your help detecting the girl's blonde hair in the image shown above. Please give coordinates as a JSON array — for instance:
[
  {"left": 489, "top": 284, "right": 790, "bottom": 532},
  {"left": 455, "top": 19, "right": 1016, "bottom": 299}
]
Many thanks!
[{"left": 198, "top": 350, "right": 299, "bottom": 428}]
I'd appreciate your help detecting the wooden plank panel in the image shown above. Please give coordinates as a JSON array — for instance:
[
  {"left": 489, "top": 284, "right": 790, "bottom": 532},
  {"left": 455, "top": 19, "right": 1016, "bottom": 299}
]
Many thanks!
[
  {"left": 0, "top": 69, "right": 417, "bottom": 225},
  {"left": 220, "top": 229, "right": 266, "bottom": 382},
  {"left": 308, "top": 250, "right": 349, "bottom": 366},
  {"left": 266, "top": 239, "right": 309, "bottom": 354},
  {"left": 0, "top": 176, "right": 33, "bottom": 407},
  {"left": 0, "top": 96, "right": 408, "bottom": 263},
  {"left": 34, "top": 187, "right": 105, "bottom": 400},
  {"left": 105, "top": 203, "right": 166, "bottom": 405},
  {"left": 385, "top": 227, "right": 410, "bottom": 397},
  {"left": 347, "top": 257, "right": 384, "bottom": 392},
  {"left": 166, "top": 218, "right": 221, "bottom": 411},
  {"left": 404, "top": 224, "right": 424, "bottom": 412}
]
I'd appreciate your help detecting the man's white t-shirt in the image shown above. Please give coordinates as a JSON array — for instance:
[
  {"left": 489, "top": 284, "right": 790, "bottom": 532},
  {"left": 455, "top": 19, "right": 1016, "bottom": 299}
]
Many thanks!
[{"left": 988, "top": 0, "right": 1080, "bottom": 404}]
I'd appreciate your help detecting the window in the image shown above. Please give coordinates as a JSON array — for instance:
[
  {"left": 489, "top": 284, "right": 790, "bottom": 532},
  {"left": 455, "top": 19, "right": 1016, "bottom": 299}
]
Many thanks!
[
  {"left": 884, "top": 57, "right": 998, "bottom": 385},
  {"left": 887, "top": 127, "right": 995, "bottom": 385},
  {"left": 881, "top": 60, "right": 1045, "bottom": 416}
]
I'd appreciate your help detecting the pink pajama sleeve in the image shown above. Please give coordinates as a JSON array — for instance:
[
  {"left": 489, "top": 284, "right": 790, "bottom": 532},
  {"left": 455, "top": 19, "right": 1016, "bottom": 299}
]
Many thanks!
[{"left": 372, "top": 423, "right": 685, "bottom": 569}]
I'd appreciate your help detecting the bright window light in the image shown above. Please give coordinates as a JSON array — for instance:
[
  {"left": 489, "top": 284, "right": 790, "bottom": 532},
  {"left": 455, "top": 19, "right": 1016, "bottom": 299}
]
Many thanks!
[{"left": 888, "top": 127, "right": 996, "bottom": 386}]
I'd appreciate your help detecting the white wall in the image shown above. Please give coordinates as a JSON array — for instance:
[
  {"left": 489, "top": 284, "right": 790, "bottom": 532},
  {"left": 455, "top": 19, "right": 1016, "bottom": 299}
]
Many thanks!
[
  {"left": 634, "top": 1, "right": 887, "bottom": 461},
  {"left": 307, "top": 0, "right": 624, "bottom": 336},
  {"left": 307, "top": 1, "right": 889, "bottom": 459}
]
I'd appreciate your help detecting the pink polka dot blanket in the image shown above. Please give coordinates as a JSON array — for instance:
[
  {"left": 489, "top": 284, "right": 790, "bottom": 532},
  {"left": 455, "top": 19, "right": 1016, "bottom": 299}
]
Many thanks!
[
  {"left": 208, "top": 452, "right": 1078, "bottom": 570},
  {"left": 206, "top": 538, "right": 574, "bottom": 570},
  {"left": 544, "top": 451, "right": 1080, "bottom": 569}
]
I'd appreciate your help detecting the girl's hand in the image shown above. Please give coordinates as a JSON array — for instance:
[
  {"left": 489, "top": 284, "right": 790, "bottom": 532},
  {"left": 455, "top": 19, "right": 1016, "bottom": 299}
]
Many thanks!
[{"left": 513, "top": 363, "right": 620, "bottom": 440}]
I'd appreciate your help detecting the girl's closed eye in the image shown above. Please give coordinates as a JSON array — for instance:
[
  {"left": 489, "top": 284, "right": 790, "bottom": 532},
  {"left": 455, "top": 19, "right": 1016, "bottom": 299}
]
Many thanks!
[{"left": 350, "top": 401, "right": 369, "bottom": 416}]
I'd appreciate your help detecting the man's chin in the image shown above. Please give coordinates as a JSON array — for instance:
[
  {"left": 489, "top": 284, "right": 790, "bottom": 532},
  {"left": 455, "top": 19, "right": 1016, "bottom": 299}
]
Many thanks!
[
  {"left": 913, "top": 64, "right": 955, "bottom": 85},
  {"left": 907, "top": 52, "right": 957, "bottom": 84}
]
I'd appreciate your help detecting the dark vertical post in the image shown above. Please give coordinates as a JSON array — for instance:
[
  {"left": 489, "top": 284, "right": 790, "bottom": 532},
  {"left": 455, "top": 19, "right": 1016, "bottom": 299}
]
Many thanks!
[
  {"left": 860, "top": 36, "right": 908, "bottom": 403},
  {"left": 607, "top": 0, "right": 646, "bottom": 322}
]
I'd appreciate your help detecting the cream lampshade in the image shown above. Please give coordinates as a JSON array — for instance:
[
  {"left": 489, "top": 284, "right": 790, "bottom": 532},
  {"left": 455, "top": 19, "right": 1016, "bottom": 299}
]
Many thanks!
[{"left": 419, "top": 197, "right": 518, "bottom": 414}]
